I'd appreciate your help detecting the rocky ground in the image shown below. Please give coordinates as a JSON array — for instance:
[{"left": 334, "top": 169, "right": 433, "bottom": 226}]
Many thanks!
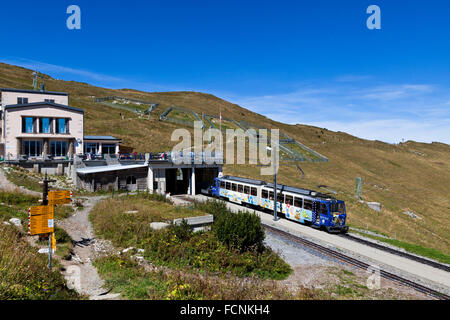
[{"left": 56, "top": 196, "right": 120, "bottom": 300}]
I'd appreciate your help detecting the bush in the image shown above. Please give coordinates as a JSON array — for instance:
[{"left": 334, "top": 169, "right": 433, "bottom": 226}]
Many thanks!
[
  {"left": 171, "top": 219, "right": 192, "bottom": 241},
  {"left": 214, "top": 210, "right": 265, "bottom": 253},
  {"left": 194, "top": 199, "right": 228, "bottom": 218}
]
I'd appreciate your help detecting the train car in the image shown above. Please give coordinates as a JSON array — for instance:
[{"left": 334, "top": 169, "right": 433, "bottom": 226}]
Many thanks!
[
  {"left": 211, "top": 175, "right": 348, "bottom": 233},
  {"left": 212, "top": 175, "right": 266, "bottom": 206}
]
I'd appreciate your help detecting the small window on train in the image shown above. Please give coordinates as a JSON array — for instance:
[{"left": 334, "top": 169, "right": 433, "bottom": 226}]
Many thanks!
[
  {"left": 277, "top": 193, "right": 284, "bottom": 203},
  {"left": 285, "top": 195, "right": 293, "bottom": 205},
  {"left": 220, "top": 181, "right": 225, "bottom": 188},
  {"left": 251, "top": 187, "right": 257, "bottom": 196},
  {"left": 294, "top": 197, "right": 303, "bottom": 208},
  {"left": 269, "top": 191, "right": 274, "bottom": 200},
  {"left": 238, "top": 184, "right": 243, "bottom": 193},
  {"left": 243, "top": 186, "right": 250, "bottom": 194},
  {"left": 232, "top": 183, "right": 237, "bottom": 191},
  {"left": 226, "top": 182, "right": 231, "bottom": 190},
  {"left": 304, "top": 199, "right": 313, "bottom": 211},
  {"left": 262, "top": 190, "right": 268, "bottom": 199},
  {"left": 321, "top": 203, "right": 329, "bottom": 215}
]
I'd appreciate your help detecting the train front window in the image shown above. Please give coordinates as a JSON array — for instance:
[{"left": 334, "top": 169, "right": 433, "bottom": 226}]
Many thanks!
[
  {"left": 338, "top": 202, "right": 346, "bottom": 214},
  {"left": 320, "top": 203, "right": 329, "bottom": 215}
]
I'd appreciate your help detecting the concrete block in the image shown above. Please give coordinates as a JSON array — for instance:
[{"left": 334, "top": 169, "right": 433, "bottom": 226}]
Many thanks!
[
  {"left": 173, "top": 214, "right": 214, "bottom": 227},
  {"left": 366, "top": 202, "right": 382, "bottom": 212},
  {"left": 33, "top": 164, "right": 40, "bottom": 173},
  {"left": 150, "top": 222, "right": 170, "bottom": 230},
  {"left": 57, "top": 163, "right": 64, "bottom": 175}
]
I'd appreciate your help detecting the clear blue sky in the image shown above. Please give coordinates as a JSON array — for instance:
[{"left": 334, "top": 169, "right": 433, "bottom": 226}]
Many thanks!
[{"left": 1, "top": 0, "right": 449, "bottom": 143}]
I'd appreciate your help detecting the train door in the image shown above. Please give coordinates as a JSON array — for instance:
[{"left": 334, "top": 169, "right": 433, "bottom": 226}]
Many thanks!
[{"left": 313, "top": 201, "right": 321, "bottom": 226}]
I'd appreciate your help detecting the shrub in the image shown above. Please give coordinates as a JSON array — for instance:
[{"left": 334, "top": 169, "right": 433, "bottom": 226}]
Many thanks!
[
  {"left": 171, "top": 219, "right": 192, "bottom": 241},
  {"left": 214, "top": 210, "right": 265, "bottom": 253},
  {"left": 194, "top": 199, "right": 228, "bottom": 218}
]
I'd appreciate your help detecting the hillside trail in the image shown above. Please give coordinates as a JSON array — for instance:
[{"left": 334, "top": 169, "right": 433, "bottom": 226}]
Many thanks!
[
  {"left": 57, "top": 196, "right": 120, "bottom": 300},
  {"left": 0, "top": 167, "right": 41, "bottom": 196}
]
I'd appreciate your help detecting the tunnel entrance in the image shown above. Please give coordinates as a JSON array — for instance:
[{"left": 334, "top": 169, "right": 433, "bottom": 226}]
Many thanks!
[
  {"left": 195, "top": 167, "right": 219, "bottom": 194},
  {"left": 166, "top": 168, "right": 191, "bottom": 195}
]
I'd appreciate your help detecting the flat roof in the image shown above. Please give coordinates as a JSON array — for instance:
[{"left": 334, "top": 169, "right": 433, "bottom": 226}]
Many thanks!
[
  {"left": 76, "top": 163, "right": 147, "bottom": 175},
  {"left": 0, "top": 88, "right": 69, "bottom": 96},
  {"left": 84, "top": 136, "right": 121, "bottom": 141},
  {"left": 4, "top": 101, "right": 84, "bottom": 113}
]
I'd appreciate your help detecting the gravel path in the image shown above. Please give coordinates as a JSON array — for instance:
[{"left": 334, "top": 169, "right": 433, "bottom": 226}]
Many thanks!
[
  {"left": 0, "top": 167, "right": 41, "bottom": 196},
  {"left": 57, "top": 196, "right": 120, "bottom": 300}
]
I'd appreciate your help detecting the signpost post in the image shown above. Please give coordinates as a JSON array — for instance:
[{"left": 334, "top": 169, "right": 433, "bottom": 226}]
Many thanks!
[{"left": 27, "top": 173, "right": 71, "bottom": 272}]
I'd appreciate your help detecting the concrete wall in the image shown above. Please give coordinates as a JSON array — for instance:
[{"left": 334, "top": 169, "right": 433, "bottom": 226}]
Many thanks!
[
  {"left": 77, "top": 167, "right": 148, "bottom": 192},
  {"left": 3, "top": 105, "right": 83, "bottom": 158}
]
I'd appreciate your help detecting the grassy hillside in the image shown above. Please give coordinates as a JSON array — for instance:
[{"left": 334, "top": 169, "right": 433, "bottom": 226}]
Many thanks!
[{"left": 1, "top": 62, "right": 449, "bottom": 255}]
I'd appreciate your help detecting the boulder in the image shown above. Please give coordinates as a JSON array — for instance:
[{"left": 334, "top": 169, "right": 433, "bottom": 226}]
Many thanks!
[
  {"left": 366, "top": 202, "right": 382, "bottom": 212},
  {"left": 9, "top": 218, "right": 22, "bottom": 227}
]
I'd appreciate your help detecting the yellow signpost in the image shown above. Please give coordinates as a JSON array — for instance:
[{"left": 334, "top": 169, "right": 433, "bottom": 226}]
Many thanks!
[
  {"left": 28, "top": 205, "right": 54, "bottom": 235},
  {"left": 29, "top": 172, "right": 72, "bottom": 271},
  {"left": 48, "top": 190, "right": 72, "bottom": 205}
]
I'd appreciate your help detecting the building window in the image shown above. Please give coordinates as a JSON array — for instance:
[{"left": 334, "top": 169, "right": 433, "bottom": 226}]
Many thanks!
[
  {"left": 56, "top": 118, "right": 68, "bottom": 134},
  {"left": 126, "top": 176, "right": 136, "bottom": 185},
  {"left": 39, "top": 118, "right": 52, "bottom": 133},
  {"left": 102, "top": 144, "right": 116, "bottom": 154},
  {"left": 22, "top": 117, "right": 35, "bottom": 133},
  {"left": 85, "top": 143, "right": 98, "bottom": 154},
  {"left": 44, "top": 99, "right": 55, "bottom": 103},
  {"left": 17, "top": 97, "right": 28, "bottom": 104},
  {"left": 50, "top": 141, "right": 68, "bottom": 157},
  {"left": 23, "top": 140, "right": 42, "bottom": 157}
]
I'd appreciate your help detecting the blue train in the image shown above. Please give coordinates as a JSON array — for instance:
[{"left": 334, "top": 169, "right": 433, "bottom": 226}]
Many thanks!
[{"left": 210, "top": 175, "right": 349, "bottom": 233}]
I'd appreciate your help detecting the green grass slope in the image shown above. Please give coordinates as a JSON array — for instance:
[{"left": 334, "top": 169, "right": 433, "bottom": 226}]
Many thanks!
[{"left": 1, "top": 62, "right": 449, "bottom": 255}]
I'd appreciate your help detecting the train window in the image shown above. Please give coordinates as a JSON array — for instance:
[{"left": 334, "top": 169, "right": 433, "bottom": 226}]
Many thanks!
[
  {"left": 285, "top": 195, "right": 293, "bottom": 205},
  {"left": 220, "top": 181, "right": 225, "bottom": 188},
  {"left": 232, "top": 183, "right": 237, "bottom": 191},
  {"left": 277, "top": 193, "right": 284, "bottom": 203},
  {"left": 269, "top": 191, "right": 274, "bottom": 200},
  {"left": 262, "top": 190, "right": 268, "bottom": 199},
  {"left": 294, "top": 197, "right": 303, "bottom": 208},
  {"left": 304, "top": 199, "right": 313, "bottom": 211},
  {"left": 338, "top": 202, "right": 346, "bottom": 214},
  {"left": 226, "top": 182, "right": 231, "bottom": 190},
  {"left": 244, "top": 186, "right": 250, "bottom": 194},
  {"left": 251, "top": 187, "right": 257, "bottom": 196},
  {"left": 320, "top": 203, "right": 329, "bottom": 215},
  {"left": 238, "top": 184, "right": 243, "bottom": 193}
]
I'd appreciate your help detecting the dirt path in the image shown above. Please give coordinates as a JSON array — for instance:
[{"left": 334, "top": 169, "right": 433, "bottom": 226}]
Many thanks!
[
  {"left": 57, "top": 196, "right": 120, "bottom": 300},
  {"left": 0, "top": 167, "right": 41, "bottom": 196}
]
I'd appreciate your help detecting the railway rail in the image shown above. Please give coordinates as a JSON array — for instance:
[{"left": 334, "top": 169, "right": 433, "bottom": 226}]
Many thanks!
[
  {"left": 340, "top": 233, "right": 450, "bottom": 273},
  {"left": 179, "top": 194, "right": 450, "bottom": 299}
]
